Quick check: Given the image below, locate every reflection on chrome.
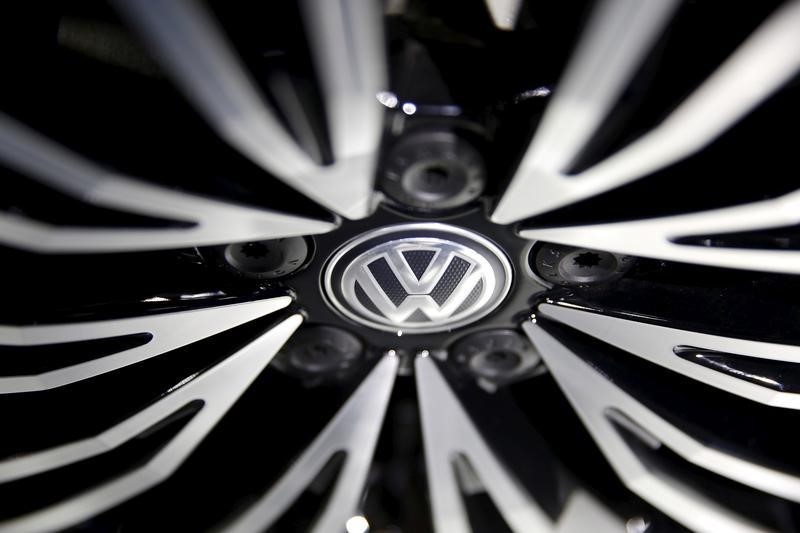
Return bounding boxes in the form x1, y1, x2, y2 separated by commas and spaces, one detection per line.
401, 102, 417, 115
376, 91, 399, 108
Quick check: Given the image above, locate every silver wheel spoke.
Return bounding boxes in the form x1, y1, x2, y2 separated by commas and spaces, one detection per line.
526, 320, 798, 532
300, 0, 387, 218
0, 314, 302, 533
520, 189, 800, 273
0, 297, 290, 393
553, 492, 624, 533
114, 0, 385, 219
2, 0, 795, 528
493, 0, 800, 224
416, 355, 620, 533
0, 115, 335, 253
227, 354, 397, 533
540, 303, 800, 408
483, 0, 523, 30
492, 0, 679, 224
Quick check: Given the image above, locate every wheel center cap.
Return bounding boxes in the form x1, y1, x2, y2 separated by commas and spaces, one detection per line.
323, 223, 512, 334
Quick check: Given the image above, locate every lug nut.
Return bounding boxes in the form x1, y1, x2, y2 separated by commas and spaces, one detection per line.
529, 242, 635, 286
222, 237, 309, 280
451, 329, 541, 385
472, 349, 522, 379
273, 325, 364, 380
380, 130, 486, 211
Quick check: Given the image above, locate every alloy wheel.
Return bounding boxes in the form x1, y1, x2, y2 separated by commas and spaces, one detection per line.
2, 1, 800, 532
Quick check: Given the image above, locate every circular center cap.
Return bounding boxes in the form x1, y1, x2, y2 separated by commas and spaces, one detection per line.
323, 223, 512, 334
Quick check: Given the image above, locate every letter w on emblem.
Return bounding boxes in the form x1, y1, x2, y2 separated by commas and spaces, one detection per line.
354, 244, 485, 323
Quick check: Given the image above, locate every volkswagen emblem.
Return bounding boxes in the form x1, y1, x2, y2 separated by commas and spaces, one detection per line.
323, 224, 512, 334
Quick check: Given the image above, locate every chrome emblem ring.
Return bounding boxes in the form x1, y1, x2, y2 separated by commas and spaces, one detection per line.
323, 223, 512, 334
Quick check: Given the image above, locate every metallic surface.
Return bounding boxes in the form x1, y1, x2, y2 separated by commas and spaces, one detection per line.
492, 0, 680, 224
530, 243, 634, 286
115, 0, 386, 219
0, 297, 291, 393
521, 189, 800, 274
1, 1, 798, 531
525, 317, 800, 532
228, 355, 397, 533
416, 355, 623, 533
539, 303, 800, 409
482, 0, 523, 30
223, 238, 309, 279
450, 329, 542, 386
274, 325, 364, 378
0, 314, 302, 533
494, 0, 800, 225
0, 115, 335, 253
323, 223, 512, 334
380, 131, 486, 211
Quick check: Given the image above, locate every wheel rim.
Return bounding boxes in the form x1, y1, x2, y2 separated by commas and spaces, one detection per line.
2, 1, 800, 531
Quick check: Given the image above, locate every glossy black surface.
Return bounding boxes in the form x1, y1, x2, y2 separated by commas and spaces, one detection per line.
286, 203, 543, 353
0, 333, 152, 374
675, 346, 800, 393
2, 0, 799, 531
539, 317, 800, 481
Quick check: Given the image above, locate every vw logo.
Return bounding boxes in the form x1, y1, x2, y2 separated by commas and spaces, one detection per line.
323, 224, 512, 334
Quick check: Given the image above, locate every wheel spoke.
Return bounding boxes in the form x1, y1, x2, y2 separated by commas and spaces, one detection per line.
519, 189, 800, 273
539, 302, 800, 408
415, 356, 621, 532
483, 0, 523, 30
0, 314, 302, 533
492, 0, 679, 223
2, 0, 795, 529
299, 0, 387, 216
0, 115, 336, 253
227, 355, 397, 533
526, 319, 800, 532
493, 0, 800, 224
114, 0, 385, 219
0, 297, 290, 393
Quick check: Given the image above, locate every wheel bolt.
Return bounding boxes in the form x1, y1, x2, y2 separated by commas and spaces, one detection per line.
529, 242, 635, 286
451, 329, 541, 385
379, 130, 486, 211
273, 325, 364, 380
222, 237, 309, 280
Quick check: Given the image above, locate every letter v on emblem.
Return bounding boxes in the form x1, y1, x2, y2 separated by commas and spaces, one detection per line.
324, 224, 512, 334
